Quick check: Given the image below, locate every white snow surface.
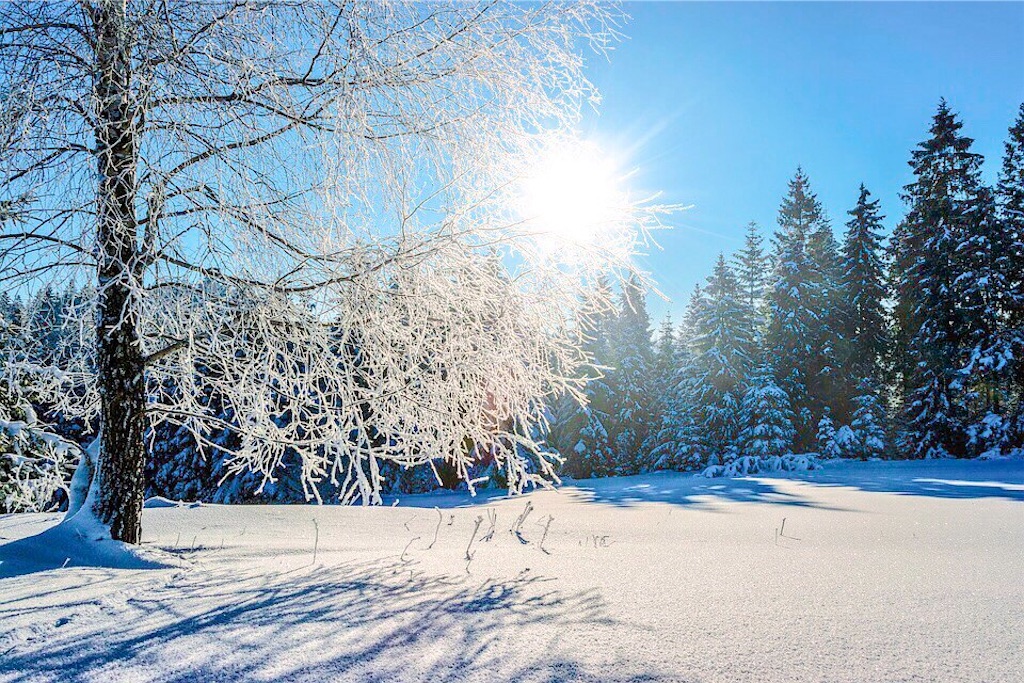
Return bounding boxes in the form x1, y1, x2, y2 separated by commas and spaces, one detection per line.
2, 459, 1023, 682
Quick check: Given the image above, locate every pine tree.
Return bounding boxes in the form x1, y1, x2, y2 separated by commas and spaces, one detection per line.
734, 221, 769, 334
890, 100, 985, 458
738, 363, 796, 458
849, 378, 888, 460
643, 315, 677, 458
766, 168, 825, 448
561, 276, 618, 478
608, 273, 654, 473
647, 313, 699, 470
652, 314, 678, 399
841, 185, 889, 387
815, 407, 842, 459
958, 185, 1016, 454
994, 104, 1024, 448
807, 214, 849, 422
690, 255, 754, 458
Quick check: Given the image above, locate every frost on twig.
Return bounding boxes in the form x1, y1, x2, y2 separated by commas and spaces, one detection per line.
465, 515, 484, 574
0, 382, 81, 513
510, 501, 534, 545
480, 508, 498, 543
538, 515, 554, 554
426, 507, 443, 550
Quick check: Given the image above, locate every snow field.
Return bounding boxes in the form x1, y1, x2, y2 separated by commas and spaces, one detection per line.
1, 459, 1022, 682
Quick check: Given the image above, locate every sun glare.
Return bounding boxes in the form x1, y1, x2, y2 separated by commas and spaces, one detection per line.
520, 144, 623, 245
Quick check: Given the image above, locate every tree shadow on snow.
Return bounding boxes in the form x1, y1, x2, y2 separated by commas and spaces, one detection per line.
394, 460, 1024, 511
0, 557, 685, 683
389, 474, 839, 511
792, 459, 1024, 503
558, 473, 846, 511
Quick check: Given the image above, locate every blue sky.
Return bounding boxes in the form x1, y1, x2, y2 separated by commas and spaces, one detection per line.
578, 2, 1024, 320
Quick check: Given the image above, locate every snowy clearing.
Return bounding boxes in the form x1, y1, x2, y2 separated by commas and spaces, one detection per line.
2, 459, 1023, 683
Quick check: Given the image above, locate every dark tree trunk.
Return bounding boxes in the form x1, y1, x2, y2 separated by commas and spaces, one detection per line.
92, 0, 146, 544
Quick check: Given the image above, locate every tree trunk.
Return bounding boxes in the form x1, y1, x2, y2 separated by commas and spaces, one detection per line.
92, 0, 146, 544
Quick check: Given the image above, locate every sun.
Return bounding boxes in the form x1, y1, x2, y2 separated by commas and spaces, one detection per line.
519, 143, 624, 245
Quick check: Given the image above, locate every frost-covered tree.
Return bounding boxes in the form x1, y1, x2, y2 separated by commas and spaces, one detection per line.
848, 379, 888, 460
559, 276, 619, 479
1, 296, 81, 511
807, 215, 848, 422
958, 185, 1016, 454
608, 273, 654, 473
651, 315, 678, 400
815, 408, 842, 459
734, 221, 769, 335
644, 315, 676, 455
646, 313, 697, 470
766, 168, 824, 448
0, 2, 658, 543
690, 255, 754, 456
841, 185, 889, 388
738, 363, 795, 458
890, 101, 985, 458
995, 104, 1024, 444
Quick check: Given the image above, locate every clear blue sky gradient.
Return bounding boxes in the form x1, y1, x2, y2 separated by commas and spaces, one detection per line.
578, 2, 1024, 321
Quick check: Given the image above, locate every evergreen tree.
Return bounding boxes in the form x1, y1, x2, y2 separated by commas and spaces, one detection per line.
815, 407, 842, 459
561, 276, 618, 478
848, 378, 888, 460
643, 315, 677, 458
738, 363, 796, 458
690, 255, 754, 457
958, 185, 1016, 453
841, 185, 889, 387
766, 168, 824, 448
890, 100, 985, 458
994, 104, 1024, 447
652, 314, 678, 399
608, 273, 654, 473
807, 215, 849, 421
734, 221, 769, 334
647, 313, 700, 470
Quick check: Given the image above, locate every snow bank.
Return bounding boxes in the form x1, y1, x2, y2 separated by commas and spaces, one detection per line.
701, 453, 821, 478
0, 507, 181, 577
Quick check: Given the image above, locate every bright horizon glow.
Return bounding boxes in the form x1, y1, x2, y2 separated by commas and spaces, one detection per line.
519, 143, 624, 246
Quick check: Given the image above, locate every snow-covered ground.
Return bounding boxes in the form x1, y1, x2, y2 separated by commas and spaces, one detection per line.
2, 459, 1023, 682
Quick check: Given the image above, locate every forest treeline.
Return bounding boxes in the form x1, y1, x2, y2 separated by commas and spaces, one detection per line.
3, 100, 1023, 509
549, 101, 1024, 476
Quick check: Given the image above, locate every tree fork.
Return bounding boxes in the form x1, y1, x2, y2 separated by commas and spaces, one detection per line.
92, 0, 146, 544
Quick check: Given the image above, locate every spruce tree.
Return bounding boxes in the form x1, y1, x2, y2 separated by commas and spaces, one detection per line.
739, 363, 796, 458
994, 104, 1024, 447
841, 185, 889, 386
644, 315, 678, 462
608, 273, 654, 473
849, 378, 888, 460
734, 221, 769, 334
561, 276, 618, 478
958, 185, 1016, 453
690, 255, 754, 458
766, 168, 824, 448
648, 311, 701, 470
815, 407, 842, 459
807, 215, 849, 422
890, 100, 984, 458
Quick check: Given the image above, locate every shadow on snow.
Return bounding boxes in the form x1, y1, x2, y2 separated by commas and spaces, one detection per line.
0, 557, 679, 683
391, 459, 1024, 509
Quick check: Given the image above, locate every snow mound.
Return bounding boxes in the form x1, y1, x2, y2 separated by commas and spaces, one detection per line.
976, 447, 1024, 461
0, 509, 181, 578
143, 496, 203, 509
701, 453, 821, 478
